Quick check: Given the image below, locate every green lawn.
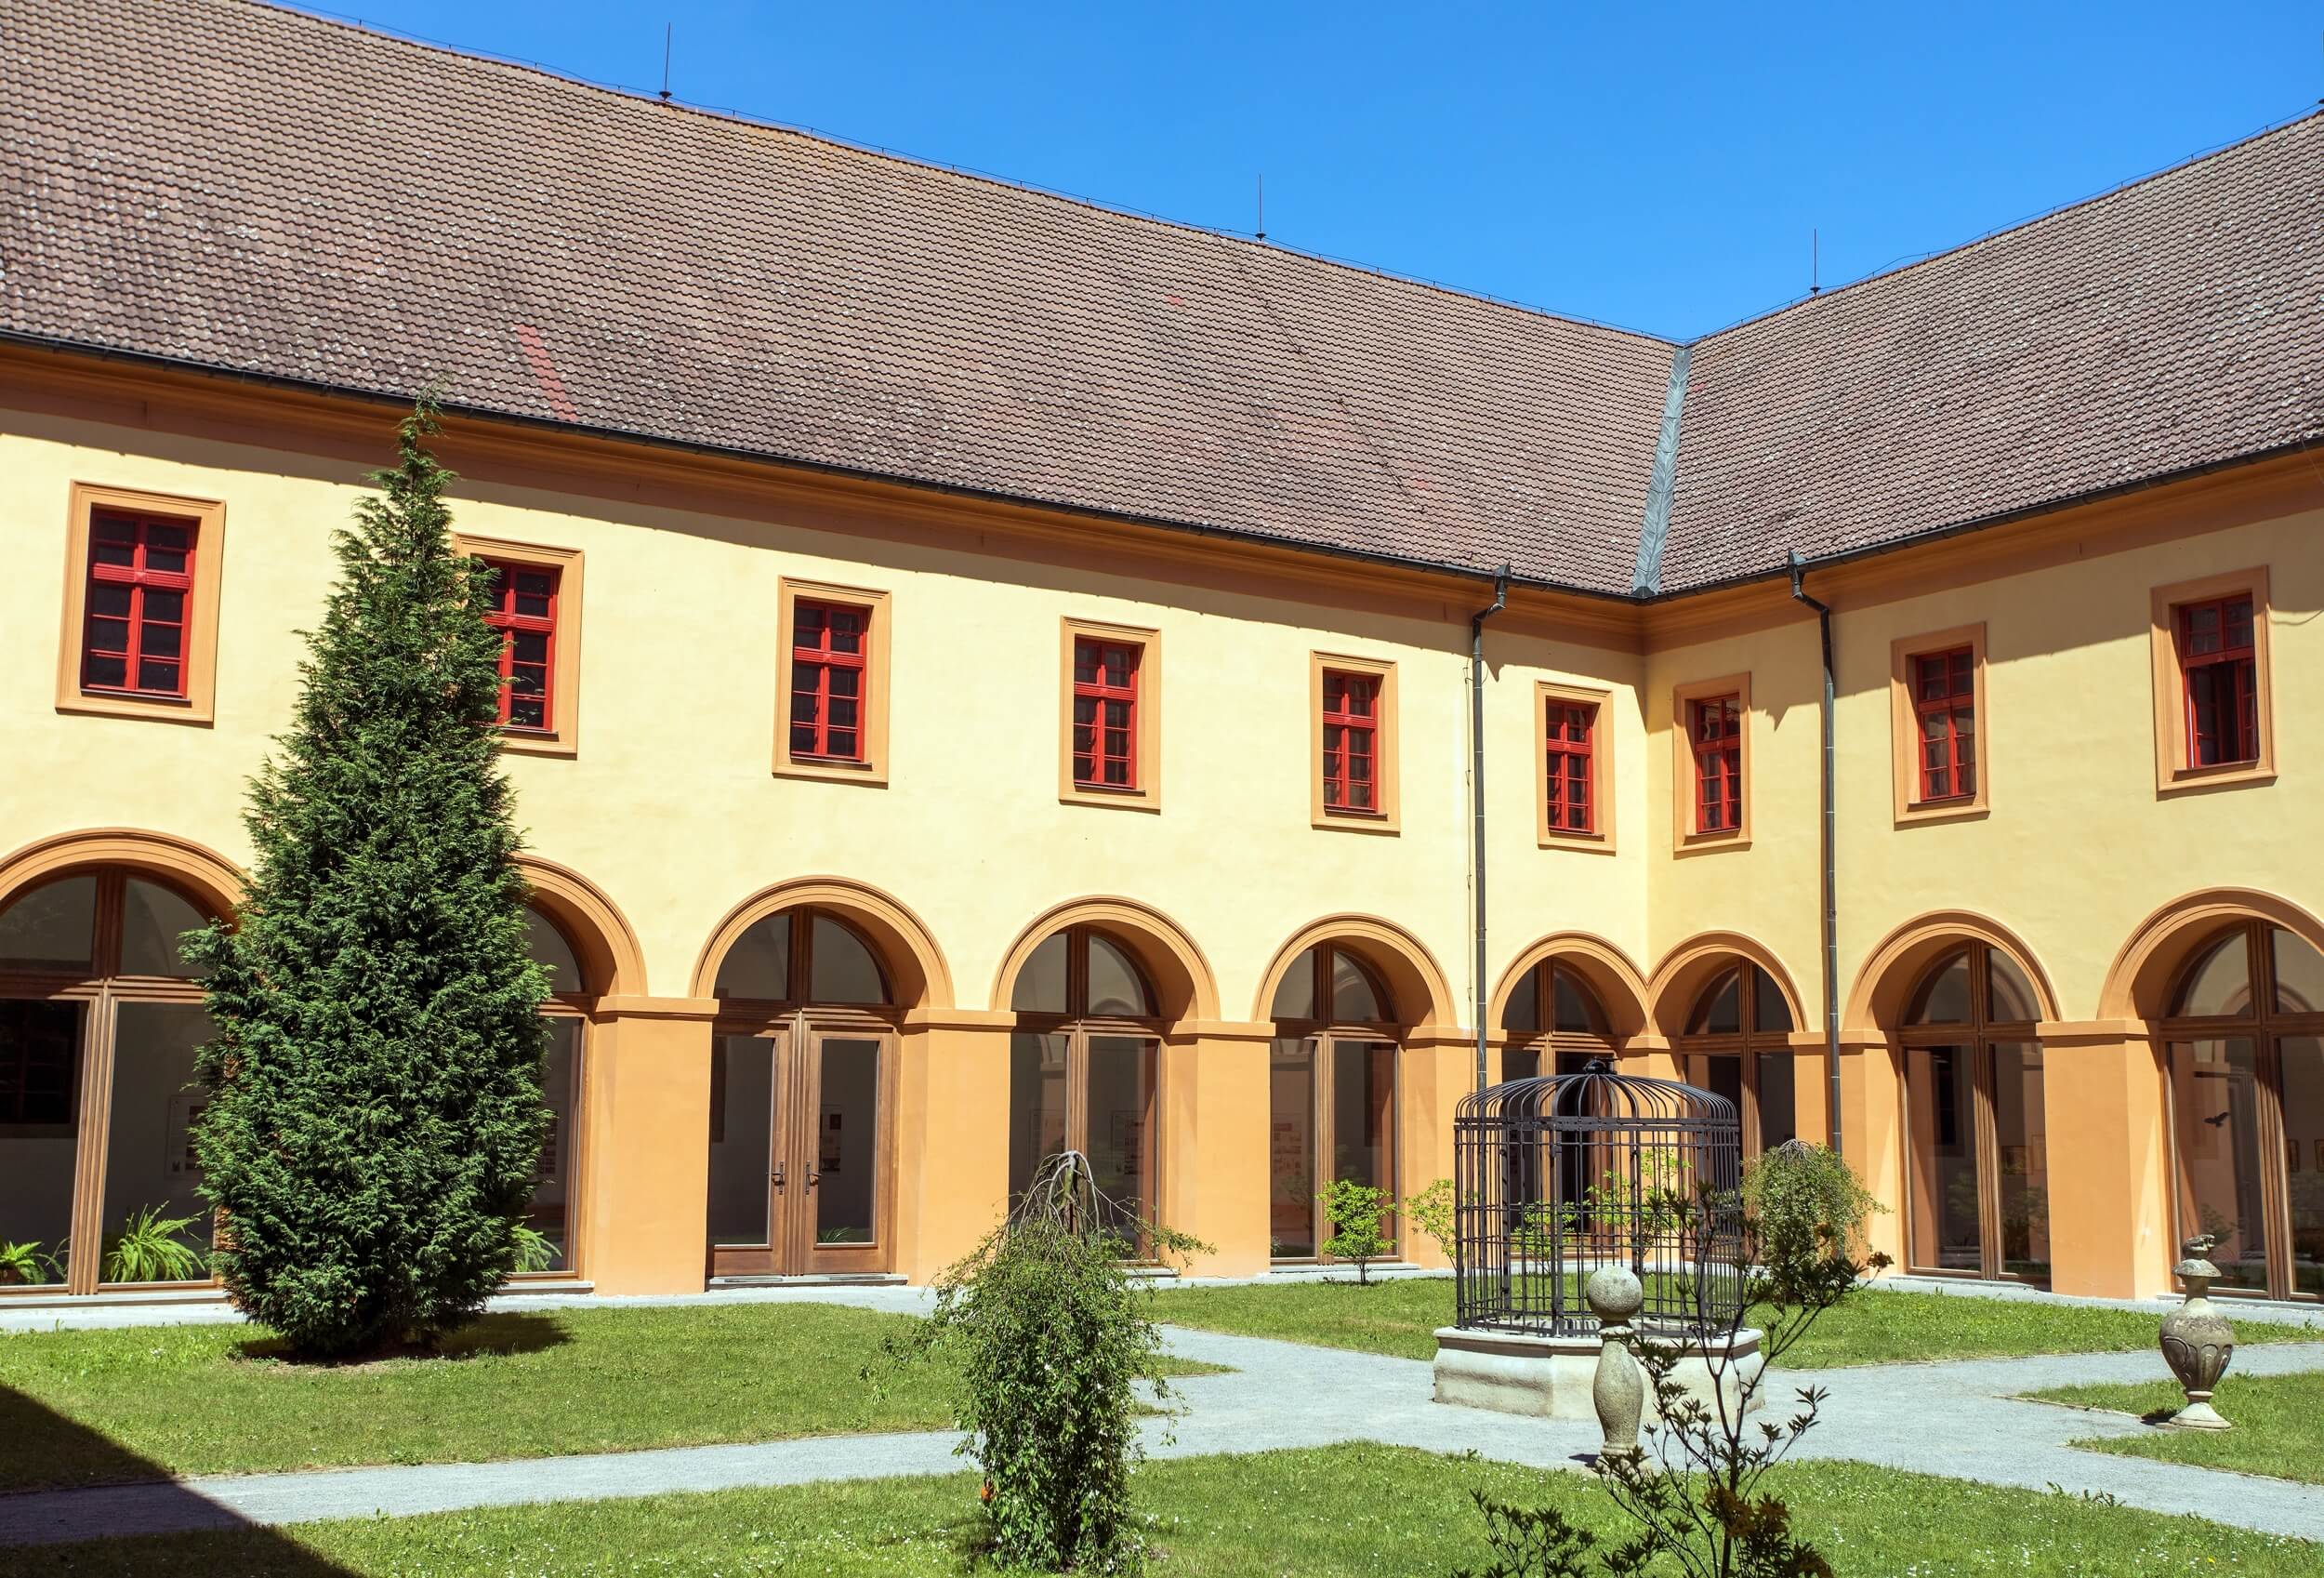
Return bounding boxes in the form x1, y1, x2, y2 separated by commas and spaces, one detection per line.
2027, 1371, 2324, 1485
1153, 1276, 2324, 1368
15, 1442, 2319, 1576
0, 1302, 1221, 1493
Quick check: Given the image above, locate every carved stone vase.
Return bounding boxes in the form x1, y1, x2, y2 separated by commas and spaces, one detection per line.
1585, 1265, 1646, 1459
2159, 1234, 2235, 1431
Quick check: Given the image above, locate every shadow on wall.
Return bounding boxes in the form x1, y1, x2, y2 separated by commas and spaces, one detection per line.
0, 1384, 360, 1573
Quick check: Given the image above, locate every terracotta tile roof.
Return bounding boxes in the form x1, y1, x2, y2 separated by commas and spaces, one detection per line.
1664, 113, 2324, 592
4, 0, 2319, 600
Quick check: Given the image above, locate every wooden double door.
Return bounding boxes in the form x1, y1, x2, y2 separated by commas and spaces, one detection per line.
706, 1020, 891, 1278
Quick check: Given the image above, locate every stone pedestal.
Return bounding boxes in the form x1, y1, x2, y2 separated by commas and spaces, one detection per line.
1433, 1325, 1764, 1422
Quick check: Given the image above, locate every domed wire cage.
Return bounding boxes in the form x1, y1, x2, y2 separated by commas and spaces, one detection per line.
1453, 1058, 1745, 1337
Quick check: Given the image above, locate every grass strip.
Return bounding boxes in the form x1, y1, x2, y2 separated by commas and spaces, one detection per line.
0, 1301, 1222, 1492
13, 1441, 2317, 1576
1151, 1276, 2322, 1368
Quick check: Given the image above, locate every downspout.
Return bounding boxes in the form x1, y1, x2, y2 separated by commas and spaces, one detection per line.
1787, 551, 1842, 1156
1471, 566, 1509, 1094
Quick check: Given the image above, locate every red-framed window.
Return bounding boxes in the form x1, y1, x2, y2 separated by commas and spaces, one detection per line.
1544, 700, 1596, 832
81, 509, 195, 697
1911, 647, 1976, 802
789, 599, 869, 762
1691, 696, 1742, 833
2178, 594, 2258, 767
1320, 670, 1380, 812
1072, 636, 1140, 789
481, 561, 558, 731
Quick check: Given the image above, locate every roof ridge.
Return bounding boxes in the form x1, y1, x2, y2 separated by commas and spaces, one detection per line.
1686, 103, 2324, 346
244, 0, 1678, 350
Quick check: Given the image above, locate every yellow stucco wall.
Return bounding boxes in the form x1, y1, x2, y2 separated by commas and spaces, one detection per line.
5, 382, 2317, 1299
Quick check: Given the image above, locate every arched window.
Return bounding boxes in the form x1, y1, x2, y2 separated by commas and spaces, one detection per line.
523, 906, 588, 1276
1010, 926, 1164, 1246
1499, 955, 1618, 1079
1499, 957, 1621, 1235
2161, 922, 2324, 1301
0, 870, 218, 1294
1674, 962, 1797, 1157
706, 908, 896, 1278
1897, 942, 2048, 1284
1268, 943, 1397, 1261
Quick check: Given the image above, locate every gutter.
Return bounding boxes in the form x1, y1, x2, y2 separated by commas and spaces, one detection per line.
1469, 567, 1509, 1094
1788, 551, 1843, 1156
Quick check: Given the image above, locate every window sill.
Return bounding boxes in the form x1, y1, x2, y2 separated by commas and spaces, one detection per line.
1895, 797, 1989, 828
1062, 783, 1160, 813
2157, 760, 2275, 797
1674, 828, 1750, 855
497, 728, 578, 760
773, 754, 888, 788
1539, 829, 1616, 855
57, 691, 213, 727
1314, 808, 1400, 835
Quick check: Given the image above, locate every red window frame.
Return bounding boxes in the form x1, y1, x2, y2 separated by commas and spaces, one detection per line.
1910, 647, 1976, 802
1691, 696, 1742, 833
81, 508, 195, 698
1072, 637, 1140, 790
2178, 594, 2258, 767
788, 599, 870, 762
1544, 700, 1596, 833
481, 560, 559, 732
1321, 670, 1380, 813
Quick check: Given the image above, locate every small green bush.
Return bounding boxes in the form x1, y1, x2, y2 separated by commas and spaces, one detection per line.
886, 1152, 1207, 1572
1318, 1177, 1393, 1283
1744, 1140, 1883, 1282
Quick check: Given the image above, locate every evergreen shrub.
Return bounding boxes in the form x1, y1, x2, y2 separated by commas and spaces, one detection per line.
190, 405, 549, 1359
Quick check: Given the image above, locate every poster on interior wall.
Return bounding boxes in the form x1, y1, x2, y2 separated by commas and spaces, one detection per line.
166, 1094, 205, 1178
821, 1109, 843, 1173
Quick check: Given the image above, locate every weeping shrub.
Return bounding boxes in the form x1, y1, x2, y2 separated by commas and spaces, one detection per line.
883, 1152, 1207, 1572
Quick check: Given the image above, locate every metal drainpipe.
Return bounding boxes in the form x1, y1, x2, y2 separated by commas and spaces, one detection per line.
1470, 567, 1509, 1094
1788, 551, 1843, 1156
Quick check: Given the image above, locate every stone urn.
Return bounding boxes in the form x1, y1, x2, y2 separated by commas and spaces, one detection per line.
2159, 1234, 2234, 1431
1585, 1265, 1646, 1458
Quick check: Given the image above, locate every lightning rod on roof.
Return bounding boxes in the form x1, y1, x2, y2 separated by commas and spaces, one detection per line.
1256, 174, 1266, 243
659, 22, 673, 102
1810, 228, 1820, 296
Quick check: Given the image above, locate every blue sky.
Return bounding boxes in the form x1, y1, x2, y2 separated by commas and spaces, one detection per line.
311, 1, 2317, 340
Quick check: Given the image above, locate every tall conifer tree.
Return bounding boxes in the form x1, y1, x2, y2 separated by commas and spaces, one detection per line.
191, 405, 549, 1357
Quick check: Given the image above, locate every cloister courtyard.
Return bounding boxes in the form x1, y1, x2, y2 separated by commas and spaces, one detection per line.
3, 1273, 2320, 1574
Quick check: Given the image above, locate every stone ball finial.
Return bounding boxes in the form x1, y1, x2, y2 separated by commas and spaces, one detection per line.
1585, 1265, 1644, 1330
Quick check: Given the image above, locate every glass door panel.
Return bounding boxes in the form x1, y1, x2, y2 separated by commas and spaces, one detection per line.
808, 1037, 880, 1252
0, 1000, 85, 1288
707, 1036, 777, 1252
526, 1017, 582, 1272
1085, 1035, 1157, 1247
1007, 1031, 1069, 1205
1907, 1045, 1982, 1272
2168, 1040, 2268, 1292
1991, 1041, 2050, 1280
1268, 1038, 1315, 1258
1758, 1054, 1798, 1151
2277, 1036, 2321, 1295
1330, 1040, 1395, 1245
99, 1003, 214, 1285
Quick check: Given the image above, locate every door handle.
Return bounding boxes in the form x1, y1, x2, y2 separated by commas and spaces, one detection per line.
806, 1169, 822, 1190
772, 1161, 786, 1193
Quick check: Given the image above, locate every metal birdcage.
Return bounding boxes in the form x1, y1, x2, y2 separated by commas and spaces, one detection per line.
1453, 1057, 1744, 1337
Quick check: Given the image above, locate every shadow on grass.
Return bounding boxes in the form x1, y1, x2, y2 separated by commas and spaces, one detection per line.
0, 1384, 355, 1571
232, 1310, 572, 1365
